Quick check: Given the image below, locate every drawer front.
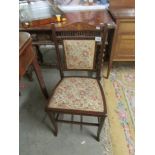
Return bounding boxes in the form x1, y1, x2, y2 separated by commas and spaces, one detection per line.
113, 34, 135, 60
118, 20, 135, 34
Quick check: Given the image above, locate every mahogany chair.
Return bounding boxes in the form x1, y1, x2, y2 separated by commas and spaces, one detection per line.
45, 22, 108, 141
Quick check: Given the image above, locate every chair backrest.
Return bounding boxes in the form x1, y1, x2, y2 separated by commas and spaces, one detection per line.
51, 22, 108, 80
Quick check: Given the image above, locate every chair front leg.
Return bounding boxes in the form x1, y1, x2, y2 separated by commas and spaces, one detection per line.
97, 116, 106, 141
47, 112, 58, 136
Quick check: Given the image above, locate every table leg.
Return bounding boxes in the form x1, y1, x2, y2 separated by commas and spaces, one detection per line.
32, 56, 49, 99
107, 60, 112, 79
104, 29, 115, 79
35, 45, 43, 64
26, 65, 33, 81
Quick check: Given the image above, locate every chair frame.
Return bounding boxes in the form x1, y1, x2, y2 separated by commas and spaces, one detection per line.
45, 22, 108, 141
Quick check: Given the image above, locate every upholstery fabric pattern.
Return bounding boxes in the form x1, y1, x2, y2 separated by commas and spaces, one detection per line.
63, 40, 95, 69
48, 77, 104, 112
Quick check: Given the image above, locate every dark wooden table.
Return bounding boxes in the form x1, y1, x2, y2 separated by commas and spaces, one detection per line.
19, 32, 48, 98
19, 0, 115, 74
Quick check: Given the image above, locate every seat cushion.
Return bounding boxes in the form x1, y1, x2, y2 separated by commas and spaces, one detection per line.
48, 77, 104, 112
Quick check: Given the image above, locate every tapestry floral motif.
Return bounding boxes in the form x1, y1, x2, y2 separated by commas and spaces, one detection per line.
48, 77, 104, 112
63, 40, 95, 69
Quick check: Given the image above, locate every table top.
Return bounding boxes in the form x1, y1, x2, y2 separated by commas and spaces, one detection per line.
19, 0, 115, 30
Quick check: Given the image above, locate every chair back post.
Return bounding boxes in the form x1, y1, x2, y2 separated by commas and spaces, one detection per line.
96, 24, 108, 80
51, 24, 64, 78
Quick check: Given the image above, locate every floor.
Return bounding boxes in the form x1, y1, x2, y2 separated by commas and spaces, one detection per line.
19, 46, 112, 155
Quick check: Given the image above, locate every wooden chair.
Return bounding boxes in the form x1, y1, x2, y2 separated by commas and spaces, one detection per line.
45, 22, 108, 141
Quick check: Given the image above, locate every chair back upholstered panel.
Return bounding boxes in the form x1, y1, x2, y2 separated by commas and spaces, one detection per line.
51, 22, 108, 79
63, 40, 96, 69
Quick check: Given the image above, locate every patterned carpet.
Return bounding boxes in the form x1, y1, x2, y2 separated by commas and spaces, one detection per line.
101, 62, 135, 155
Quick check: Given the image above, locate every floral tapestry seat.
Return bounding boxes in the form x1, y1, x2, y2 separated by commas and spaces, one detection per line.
48, 77, 104, 113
